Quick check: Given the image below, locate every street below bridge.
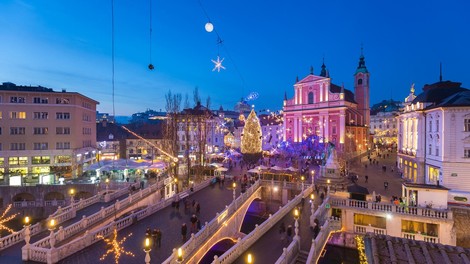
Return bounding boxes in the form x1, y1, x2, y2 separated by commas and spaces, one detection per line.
0, 190, 132, 263
58, 182, 235, 264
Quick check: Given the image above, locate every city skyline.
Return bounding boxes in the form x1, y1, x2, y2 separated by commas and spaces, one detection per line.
0, 0, 469, 115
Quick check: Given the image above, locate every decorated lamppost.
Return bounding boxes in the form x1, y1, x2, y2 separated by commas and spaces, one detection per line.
22, 216, 32, 261
143, 237, 151, 264
232, 182, 237, 200
176, 247, 183, 263
246, 253, 253, 264
293, 208, 300, 239
327, 179, 331, 194
301, 176, 305, 191
48, 218, 56, 249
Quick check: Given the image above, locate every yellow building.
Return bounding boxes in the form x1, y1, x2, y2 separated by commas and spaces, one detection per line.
0, 82, 98, 185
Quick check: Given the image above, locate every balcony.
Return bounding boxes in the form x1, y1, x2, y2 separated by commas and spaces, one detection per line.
330, 198, 452, 220
398, 148, 416, 157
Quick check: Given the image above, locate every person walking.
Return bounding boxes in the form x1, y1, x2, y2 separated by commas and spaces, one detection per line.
279, 222, 286, 243
156, 229, 162, 248
365, 175, 368, 183
181, 223, 188, 242
152, 228, 158, 248
190, 214, 198, 233
145, 227, 151, 238
286, 225, 293, 243
196, 202, 201, 214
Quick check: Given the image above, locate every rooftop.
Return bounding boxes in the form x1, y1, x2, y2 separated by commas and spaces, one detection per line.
364, 233, 470, 264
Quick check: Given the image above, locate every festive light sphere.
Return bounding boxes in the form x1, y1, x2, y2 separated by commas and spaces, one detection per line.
205, 22, 214, 32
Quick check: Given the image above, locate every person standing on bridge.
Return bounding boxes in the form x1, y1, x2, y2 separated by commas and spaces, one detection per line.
190, 214, 198, 233
181, 223, 188, 242
156, 229, 162, 248
152, 228, 158, 248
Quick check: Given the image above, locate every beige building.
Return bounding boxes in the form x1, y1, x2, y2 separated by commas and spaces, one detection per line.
0, 82, 99, 185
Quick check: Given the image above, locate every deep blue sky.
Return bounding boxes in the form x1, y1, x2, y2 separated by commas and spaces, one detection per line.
1, 0, 469, 115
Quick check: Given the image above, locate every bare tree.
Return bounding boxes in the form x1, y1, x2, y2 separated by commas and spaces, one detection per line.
193, 86, 201, 106
206, 96, 211, 109
164, 90, 181, 177
184, 93, 190, 109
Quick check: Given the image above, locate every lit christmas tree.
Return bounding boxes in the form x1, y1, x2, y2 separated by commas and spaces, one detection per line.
241, 109, 262, 164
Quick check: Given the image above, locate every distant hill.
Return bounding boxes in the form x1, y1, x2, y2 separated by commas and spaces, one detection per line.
114, 116, 130, 124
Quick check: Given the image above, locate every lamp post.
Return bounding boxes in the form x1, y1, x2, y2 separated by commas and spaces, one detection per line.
293, 208, 300, 239
105, 178, 110, 192
22, 216, 31, 261
143, 237, 151, 264
310, 170, 315, 186
176, 247, 183, 263
310, 193, 315, 215
69, 188, 75, 206
232, 182, 237, 200
301, 176, 305, 191
48, 219, 56, 249
327, 179, 331, 194
247, 253, 253, 264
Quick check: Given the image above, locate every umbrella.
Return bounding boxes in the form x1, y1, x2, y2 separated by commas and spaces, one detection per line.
286, 166, 298, 172
247, 169, 261, 174
257, 165, 269, 170
216, 167, 228, 172
271, 166, 286, 171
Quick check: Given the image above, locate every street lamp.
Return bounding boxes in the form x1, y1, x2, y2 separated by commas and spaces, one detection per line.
48, 218, 56, 249
310, 170, 315, 186
24, 216, 31, 245
301, 176, 305, 191
176, 247, 183, 263
232, 182, 237, 200
247, 253, 253, 264
293, 208, 300, 239
327, 179, 331, 194
69, 188, 75, 206
105, 178, 110, 192
143, 237, 151, 264
310, 193, 315, 215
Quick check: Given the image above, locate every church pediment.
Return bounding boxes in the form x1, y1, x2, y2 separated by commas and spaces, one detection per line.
296, 74, 327, 85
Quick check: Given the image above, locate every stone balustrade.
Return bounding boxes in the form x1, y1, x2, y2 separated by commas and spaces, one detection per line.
162, 180, 262, 264
25, 180, 164, 256
401, 231, 439, 243
25, 178, 211, 263
214, 187, 313, 264
354, 224, 387, 235
305, 216, 342, 264
329, 197, 452, 220
274, 238, 300, 264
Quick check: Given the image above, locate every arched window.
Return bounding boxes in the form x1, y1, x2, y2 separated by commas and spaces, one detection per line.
357, 79, 363, 85
308, 92, 314, 104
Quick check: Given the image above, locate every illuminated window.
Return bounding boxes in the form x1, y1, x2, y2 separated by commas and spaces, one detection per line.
32, 156, 50, 164
10, 111, 26, 119
428, 166, 439, 183
354, 213, 386, 229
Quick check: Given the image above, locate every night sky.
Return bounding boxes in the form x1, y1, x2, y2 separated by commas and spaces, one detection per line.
0, 0, 469, 115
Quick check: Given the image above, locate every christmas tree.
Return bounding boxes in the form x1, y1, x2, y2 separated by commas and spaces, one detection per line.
241, 109, 262, 164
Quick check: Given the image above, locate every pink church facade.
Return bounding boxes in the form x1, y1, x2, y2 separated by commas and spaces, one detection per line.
283, 54, 370, 154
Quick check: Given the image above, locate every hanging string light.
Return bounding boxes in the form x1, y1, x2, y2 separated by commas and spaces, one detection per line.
148, 0, 154, 70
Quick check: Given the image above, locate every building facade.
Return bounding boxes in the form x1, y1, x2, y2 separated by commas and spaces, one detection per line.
370, 99, 401, 148
397, 80, 470, 191
0, 82, 98, 185
283, 54, 370, 156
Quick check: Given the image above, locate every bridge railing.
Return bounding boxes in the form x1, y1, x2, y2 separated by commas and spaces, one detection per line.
274, 237, 300, 264
329, 197, 452, 220
0, 184, 117, 252
162, 180, 262, 264
25, 178, 211, 264
305, 216, 342, 264
214, 186, 313, 264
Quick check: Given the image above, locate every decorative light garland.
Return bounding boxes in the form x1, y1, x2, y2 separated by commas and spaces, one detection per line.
355, 235, 368, 264
0, 204, 19, 234
98, 228, 134, 264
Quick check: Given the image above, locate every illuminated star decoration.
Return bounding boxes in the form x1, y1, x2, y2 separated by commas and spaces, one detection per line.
0, 204, 19, 234
211, 56, 226, 72
97, 228, 134, 264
